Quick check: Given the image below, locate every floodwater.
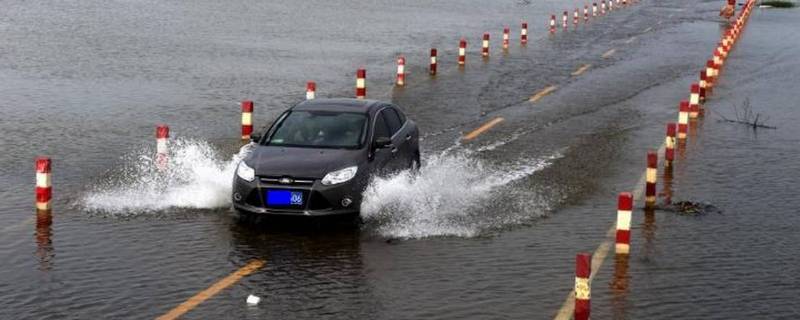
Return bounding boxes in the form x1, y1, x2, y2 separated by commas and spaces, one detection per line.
1, 0, 798, 318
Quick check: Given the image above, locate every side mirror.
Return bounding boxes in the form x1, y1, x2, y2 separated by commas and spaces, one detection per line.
250, 134, 261, 143
373, 137, 392, 149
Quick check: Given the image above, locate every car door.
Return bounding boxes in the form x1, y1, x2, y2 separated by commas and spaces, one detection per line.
369, 110, 395, 175
380, 107, 410, 171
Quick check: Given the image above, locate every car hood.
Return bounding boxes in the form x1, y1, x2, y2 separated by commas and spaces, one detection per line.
246, 145, 361, 179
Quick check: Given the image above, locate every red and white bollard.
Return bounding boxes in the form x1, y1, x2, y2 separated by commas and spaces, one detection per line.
584, 6, 590, 21
665, 123, 676, 164
699, 70, 708, 102
689, 83, 701, 118
503, 27, 510, 50
593, 3, 598, 17
156, 124, 169, 170
458, 38, 467, 66
356, 68, 366, 99
678, 101, 690, 140
574, 9, 580, 26
615, 192, 633, 254
35, 157, 52, 210
608, 0, 614, 11
706, 60, 716, 88
396, 56, 406, 86
550, 15, 557, 33
646, 151, 657, 208
722, 38, 731, 56
430, 48, 438, 75
482, 33, 490, 57
521, 22, 528, 44
601, 1, 606, 14
563, 11, 568, 29
306, 81, 316, 100
241, 101, 253, 140
575, 253, 592, 320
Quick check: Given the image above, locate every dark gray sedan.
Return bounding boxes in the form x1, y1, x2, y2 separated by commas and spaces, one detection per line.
232, 98, 420, 217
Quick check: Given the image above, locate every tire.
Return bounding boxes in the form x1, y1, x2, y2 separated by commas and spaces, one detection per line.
410, 151, 421, 172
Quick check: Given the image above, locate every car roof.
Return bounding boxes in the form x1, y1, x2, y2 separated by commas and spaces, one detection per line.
291, 98, 384, 114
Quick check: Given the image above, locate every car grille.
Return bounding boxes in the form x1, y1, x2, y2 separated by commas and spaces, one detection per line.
258, 175, 316, 186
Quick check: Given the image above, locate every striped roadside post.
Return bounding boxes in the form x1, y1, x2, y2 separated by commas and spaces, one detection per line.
689, 83, 701, 118
706, 60, 716, 88
584, 6, 590, 22
550, 15, 556, 33
677, 101, 690, 140
574, 9, 579, 26
35, 157, 52, 210
593, 3, 598, 17
521, 22, 528, 44
156, 124, 169, 170
615, 192, 633, 254
356, 68, 366, 99
429, 48, 437, 75
665, 123, 676, 164
458, 38, 467, 66
482, 33, 490, 57
306, 81, 316, 100
575, 253, 592, 320
699, 71, 708, 102
562, 11, 568, 29
646, 151, 657, 208
503, 27, 510, 50
241, 101, 253, 140
396, 56, 406, 86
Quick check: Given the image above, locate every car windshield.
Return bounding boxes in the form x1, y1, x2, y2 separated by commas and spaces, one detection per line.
266, 110, 368, 149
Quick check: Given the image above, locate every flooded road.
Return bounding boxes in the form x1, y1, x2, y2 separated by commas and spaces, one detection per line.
2, 0, 798, 318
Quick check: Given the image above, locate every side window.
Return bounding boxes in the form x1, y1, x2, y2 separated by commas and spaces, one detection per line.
392, 106, 406, 124
382, 108, 403, 136
373, 113, 391, 140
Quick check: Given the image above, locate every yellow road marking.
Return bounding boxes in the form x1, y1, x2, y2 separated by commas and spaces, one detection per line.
529, 85, 558, 103
571, 64, 592, 76
157, 260, 266, 320
552, 144, 666, 320
462, 117, 505, 140
602, 48, 616, 58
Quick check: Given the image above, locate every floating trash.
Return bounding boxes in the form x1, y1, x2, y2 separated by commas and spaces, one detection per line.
246, 294, 261, 306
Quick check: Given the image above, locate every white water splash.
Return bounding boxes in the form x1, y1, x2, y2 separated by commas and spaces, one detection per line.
360, 151, 561, 238
82, 139, 252, 214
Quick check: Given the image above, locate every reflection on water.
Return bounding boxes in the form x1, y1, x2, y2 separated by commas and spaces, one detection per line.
641, 207, 657, 260
610, 254, 630, 319
35, 209, 54, 271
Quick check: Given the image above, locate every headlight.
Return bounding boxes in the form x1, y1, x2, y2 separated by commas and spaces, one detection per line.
321, 166, 358, 185
236, 161, 255, 182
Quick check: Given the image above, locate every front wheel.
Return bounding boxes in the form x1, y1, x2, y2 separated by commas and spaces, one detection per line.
410, 151, 421, 172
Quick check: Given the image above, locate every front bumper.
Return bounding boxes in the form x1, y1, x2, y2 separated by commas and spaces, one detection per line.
232, 175, 362, 216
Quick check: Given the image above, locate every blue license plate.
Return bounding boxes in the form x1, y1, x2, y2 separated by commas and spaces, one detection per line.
266, 190, 304, 206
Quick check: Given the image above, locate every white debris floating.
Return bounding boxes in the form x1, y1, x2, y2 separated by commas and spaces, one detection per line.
246, 294, 261, 306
